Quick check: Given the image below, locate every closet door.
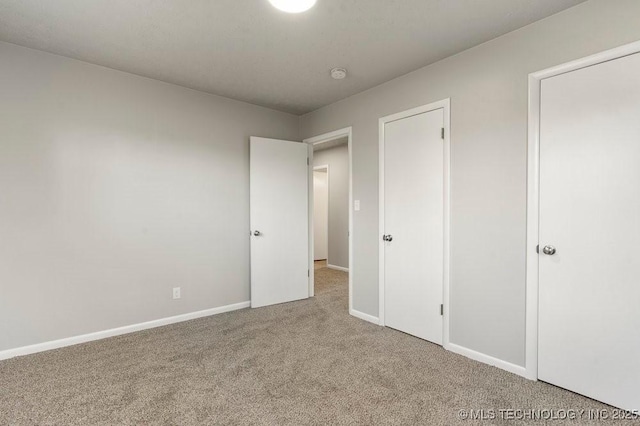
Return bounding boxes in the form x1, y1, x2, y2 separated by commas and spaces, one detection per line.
538, 52, 640, 411
383, 108, 444, 344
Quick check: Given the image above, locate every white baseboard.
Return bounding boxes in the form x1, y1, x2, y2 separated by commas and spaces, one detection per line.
444, 342, 528, 378
0, 301, 250, 361
327, 264, 349, 272
350, 309, 380, 325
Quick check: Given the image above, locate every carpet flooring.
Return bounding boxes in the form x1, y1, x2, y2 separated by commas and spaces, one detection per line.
1, 267, 635, 425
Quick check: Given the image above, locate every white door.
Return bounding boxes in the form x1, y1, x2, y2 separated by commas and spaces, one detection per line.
250, 137, 309, 308
383, 108, 444, 344
313, 169, 329, 261
538, 52, 640, 411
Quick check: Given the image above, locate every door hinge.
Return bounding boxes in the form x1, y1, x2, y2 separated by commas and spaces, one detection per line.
440, 304, 444, 316
308, 269, 310, 277
441, 128, 445, 139
536, 245, 539, 254
307, 157, 309, 165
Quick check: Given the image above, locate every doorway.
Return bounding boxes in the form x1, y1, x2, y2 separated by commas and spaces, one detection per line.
304, 127, 353, 315
249, 129, 351, 313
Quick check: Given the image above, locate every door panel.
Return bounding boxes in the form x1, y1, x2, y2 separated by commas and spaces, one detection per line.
384, 109, 444, 344
538, 52, 640, 411
250, 137, 309, 308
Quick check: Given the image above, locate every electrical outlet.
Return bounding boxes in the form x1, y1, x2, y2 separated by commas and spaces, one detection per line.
173, 287, 181, 300
354, 200, 361, 211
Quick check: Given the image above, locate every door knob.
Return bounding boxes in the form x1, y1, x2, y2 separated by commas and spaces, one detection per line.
383, 234, 393, 242
253, 230, 262, 236
542, 245, 556, 255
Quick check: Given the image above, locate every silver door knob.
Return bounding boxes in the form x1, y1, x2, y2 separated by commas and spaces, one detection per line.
542, 245, 556, 255
253, 230, 261, 236
383, 234, 393, 242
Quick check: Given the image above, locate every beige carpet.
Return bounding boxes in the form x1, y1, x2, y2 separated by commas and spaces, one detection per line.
0, 268, 634, 425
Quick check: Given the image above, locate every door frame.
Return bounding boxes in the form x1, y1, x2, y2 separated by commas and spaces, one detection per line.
312, 164, 330, 262
378, 98, 451, 344
525, 40, 640, 381
303, 127, 353, 314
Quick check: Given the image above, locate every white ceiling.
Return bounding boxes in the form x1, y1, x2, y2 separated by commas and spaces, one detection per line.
0, 0, 586, 114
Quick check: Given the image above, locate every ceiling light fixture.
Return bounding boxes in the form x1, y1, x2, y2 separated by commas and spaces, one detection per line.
330, 68, 347, 80
268, 0, 317, 13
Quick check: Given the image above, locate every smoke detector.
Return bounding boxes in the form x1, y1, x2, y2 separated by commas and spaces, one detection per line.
330, 68, 347, 80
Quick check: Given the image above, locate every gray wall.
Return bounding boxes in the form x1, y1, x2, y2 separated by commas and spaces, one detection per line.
313, 144, 349, 269
299, 0, 640, 366
0, 42, 299, 352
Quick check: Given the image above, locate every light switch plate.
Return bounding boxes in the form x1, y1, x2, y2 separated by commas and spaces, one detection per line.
354, 200, 361, 211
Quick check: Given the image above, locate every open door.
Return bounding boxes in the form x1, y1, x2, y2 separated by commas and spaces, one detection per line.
250, 137, 309, 308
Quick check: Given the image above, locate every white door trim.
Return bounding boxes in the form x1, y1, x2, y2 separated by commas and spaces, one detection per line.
313, 164, 330, 262
525, 40, 640, 381
303, 127, 353, 314
378, 99, 451, 341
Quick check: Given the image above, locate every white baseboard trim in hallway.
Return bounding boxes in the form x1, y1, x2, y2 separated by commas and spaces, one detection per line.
445, 342, 529, 378
327, 264, 349, 272
0, 301, 251, 361
350, 309, 380, 325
